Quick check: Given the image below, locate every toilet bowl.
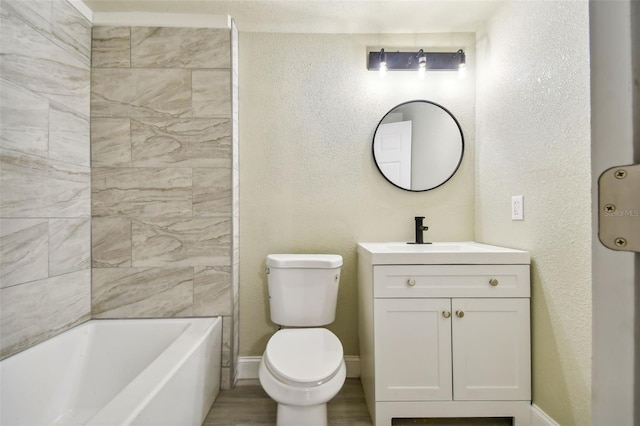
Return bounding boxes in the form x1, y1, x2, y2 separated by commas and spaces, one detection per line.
259, 254, 346, 426
259, 328, 346, 426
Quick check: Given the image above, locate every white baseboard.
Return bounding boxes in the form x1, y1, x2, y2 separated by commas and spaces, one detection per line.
237, 355, 361, 380
237, 356, 262, 380
344, 355, 360, 378
530, 404, 559, 426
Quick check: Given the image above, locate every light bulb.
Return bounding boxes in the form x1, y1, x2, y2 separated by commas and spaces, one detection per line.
418, 55, 426, 80
457, 49, 466, 80
379, 61, 387, 78
378, 49, 387, 78
458, 63, 467, 79
418, 64, 426, 80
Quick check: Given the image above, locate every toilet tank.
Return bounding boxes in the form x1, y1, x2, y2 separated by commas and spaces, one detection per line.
266, 254, 343, 327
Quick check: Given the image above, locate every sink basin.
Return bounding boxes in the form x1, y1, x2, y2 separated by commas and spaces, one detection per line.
357, 241, 530, 264
379, 242, 491, 252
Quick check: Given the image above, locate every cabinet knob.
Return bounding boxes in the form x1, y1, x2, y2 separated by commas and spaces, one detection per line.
489, 278, 499, 287
456, 310, 465, 318
407, 278, 416, 287
442, 311, 451, 319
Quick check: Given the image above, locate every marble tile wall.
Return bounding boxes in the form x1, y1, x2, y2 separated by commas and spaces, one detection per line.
91, 24, 239, 388
0, 0, 92, 360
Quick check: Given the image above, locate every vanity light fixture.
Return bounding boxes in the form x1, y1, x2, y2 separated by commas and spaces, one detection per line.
368, 48, 466, 80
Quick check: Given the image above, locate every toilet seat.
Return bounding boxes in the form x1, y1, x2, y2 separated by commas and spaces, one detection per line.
263, 328, 343, 387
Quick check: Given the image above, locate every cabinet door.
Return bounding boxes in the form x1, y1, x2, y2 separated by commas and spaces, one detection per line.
451, 298, 531, 401
374, 298, 452, 401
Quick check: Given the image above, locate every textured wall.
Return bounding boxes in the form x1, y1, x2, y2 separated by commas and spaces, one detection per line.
239, 32, 476, 357
475, 2, 591, 424
0, 0, 92, 360
90, 24, 240, 388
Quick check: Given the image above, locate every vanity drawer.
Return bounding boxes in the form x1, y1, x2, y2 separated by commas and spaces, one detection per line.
373, 265, 530, 298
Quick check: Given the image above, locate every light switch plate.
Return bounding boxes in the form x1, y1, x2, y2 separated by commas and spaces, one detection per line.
512, 195, 524, 220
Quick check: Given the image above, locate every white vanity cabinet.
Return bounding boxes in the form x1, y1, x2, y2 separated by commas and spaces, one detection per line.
357, 243, 532, 426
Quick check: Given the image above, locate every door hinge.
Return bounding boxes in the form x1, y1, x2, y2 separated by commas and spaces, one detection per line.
598, 164, 640, 252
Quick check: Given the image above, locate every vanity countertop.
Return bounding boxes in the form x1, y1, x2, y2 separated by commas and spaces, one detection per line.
357, 241, 530, 265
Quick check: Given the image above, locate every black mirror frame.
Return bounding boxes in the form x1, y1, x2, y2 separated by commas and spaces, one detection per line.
372, 99, 465, 192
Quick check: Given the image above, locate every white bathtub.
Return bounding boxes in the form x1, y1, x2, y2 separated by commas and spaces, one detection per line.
0, 317, 222, 426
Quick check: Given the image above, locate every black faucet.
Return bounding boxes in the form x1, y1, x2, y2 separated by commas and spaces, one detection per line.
412, 216, 431, 244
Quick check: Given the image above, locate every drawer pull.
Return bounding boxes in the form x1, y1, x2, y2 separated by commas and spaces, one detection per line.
489, 278, 499, 287
407, 278, 416, 287
442, 311, 451, 319
456, 310, 465, 318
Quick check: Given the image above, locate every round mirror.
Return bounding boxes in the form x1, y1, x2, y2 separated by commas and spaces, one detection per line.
372, 100, 464, 191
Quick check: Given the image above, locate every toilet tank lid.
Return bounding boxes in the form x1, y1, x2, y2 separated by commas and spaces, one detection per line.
266, 254, 343, 268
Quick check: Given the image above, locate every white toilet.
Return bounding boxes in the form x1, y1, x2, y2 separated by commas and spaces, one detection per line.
259, 254, 346, 426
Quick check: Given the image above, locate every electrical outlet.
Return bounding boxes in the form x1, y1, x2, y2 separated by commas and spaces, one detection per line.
512, 195, 524, 220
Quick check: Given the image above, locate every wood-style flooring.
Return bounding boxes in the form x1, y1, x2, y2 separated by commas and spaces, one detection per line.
204, 379, 372, 425
203, 379, 512, 426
